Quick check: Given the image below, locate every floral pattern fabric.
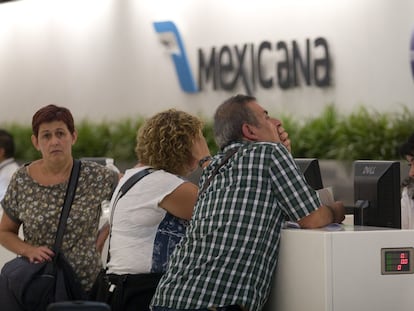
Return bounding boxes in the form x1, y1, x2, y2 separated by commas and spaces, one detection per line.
1, 160, 117, 291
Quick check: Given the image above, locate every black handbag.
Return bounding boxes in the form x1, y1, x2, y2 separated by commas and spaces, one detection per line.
91, 271, 162, 311
1, 159, 87, 311
47, 300, 110, 311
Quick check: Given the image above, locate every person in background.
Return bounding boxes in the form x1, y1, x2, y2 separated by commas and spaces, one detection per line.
0, 104, 118, 310
399, 132, 414, 229
91, 109, 210, 311
0, 129, 19, 203
151, 94, 345, 311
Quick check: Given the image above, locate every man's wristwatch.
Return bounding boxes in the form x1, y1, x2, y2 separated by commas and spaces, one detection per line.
198, 155, 212, 168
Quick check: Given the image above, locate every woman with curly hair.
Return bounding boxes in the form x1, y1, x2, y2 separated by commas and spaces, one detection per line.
93, 109, 210, 311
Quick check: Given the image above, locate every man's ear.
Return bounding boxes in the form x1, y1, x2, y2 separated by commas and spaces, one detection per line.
242, 123, 258, 141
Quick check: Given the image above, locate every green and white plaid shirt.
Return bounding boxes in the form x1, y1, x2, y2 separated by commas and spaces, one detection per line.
151, 141, 321, 311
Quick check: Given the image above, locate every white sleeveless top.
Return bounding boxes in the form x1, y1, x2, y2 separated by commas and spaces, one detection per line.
106, 167, 187, 274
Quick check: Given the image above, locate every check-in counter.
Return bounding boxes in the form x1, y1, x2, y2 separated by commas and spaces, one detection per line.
265, 224, 414, 311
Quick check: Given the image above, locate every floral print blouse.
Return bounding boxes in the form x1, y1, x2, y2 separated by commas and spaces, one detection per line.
1, 160, 118, 291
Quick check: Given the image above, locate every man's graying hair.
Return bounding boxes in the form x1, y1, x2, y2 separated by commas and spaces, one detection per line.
214, 94, 259, 150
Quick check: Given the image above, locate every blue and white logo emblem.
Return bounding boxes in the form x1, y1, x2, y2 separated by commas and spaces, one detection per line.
153, 21, 198, 93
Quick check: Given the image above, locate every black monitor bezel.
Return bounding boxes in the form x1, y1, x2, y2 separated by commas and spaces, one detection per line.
294, 158, 324, 191
353, 160, 401, 229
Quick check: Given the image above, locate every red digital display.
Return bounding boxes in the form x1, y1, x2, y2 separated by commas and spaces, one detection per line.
381, 248, 414, 274
385, 250, 410, 272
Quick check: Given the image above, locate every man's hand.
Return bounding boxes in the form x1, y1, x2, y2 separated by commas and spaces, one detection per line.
278, 126, 291, 152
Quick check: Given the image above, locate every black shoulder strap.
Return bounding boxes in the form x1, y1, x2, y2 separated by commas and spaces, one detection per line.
112, 168, 153, 208
104, 168, 153, 265
199, 148, 238, 195
53, 159, 81, 253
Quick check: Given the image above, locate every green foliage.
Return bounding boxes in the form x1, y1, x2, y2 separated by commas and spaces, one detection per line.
283, 105, 414, 160
334, 107, 392, 160
201, 119, 219, 155
72, 121, 112, 158
72, 118, 144, 161
4, 125, 38, 162
3, 105, 414, 163
287, 105, 340, 159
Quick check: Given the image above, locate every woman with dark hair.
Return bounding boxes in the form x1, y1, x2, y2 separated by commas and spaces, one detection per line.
0, 104, 118, 310
399, 133, 414, 229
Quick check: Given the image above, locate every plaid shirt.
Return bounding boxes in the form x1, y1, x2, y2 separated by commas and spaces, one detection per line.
151, 141, 321, 311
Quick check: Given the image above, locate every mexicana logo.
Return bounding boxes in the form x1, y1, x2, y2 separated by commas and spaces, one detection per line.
153, 21, 198, 93
154, 21, 331, 94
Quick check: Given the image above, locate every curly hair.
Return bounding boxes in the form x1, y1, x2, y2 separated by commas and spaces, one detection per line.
135, 109, 203, 175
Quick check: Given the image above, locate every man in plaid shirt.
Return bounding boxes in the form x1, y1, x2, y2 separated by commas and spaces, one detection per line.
151, 95, 345, 311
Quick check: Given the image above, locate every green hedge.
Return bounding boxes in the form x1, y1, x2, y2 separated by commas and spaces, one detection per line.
3, 105, 414, 163
284, 105, 414, 160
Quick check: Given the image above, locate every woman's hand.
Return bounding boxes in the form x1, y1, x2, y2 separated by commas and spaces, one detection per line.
0, 213, 54, 263
23, 245, 55, 263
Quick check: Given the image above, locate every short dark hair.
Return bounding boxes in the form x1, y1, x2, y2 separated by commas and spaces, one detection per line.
32, 105, 75, 137
213, 94, 258, 149
399, 133, 414, 157
0, 129, 15, 158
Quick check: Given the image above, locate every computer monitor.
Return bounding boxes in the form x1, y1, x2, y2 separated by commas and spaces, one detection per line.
294, 158, 324, 190
353, 160, 401, 229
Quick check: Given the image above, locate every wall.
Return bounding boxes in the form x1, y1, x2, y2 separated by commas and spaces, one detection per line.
0, 0, 413, 125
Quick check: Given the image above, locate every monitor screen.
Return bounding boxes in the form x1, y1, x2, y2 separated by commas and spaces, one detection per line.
294, 158, 324, 190
353, 160, 401, 229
